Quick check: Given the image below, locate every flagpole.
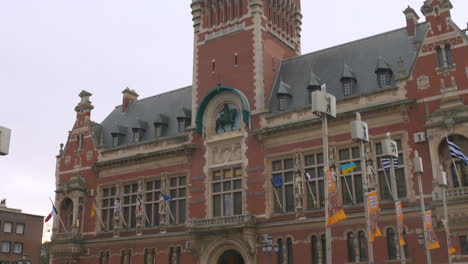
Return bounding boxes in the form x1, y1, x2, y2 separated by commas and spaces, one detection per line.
444, 132, 463, 188
352, 112, 374, 263
439, 166, 453, 264
389, 156, 406, 263
342, 174, 354, 204
272, 188, 284, 212
305, 180, 317, 206
380, 159, 393, 196
323, 110, 332, 264
414, 151, 432, 264
93, 201, 106, 229
49, 197, 68, 233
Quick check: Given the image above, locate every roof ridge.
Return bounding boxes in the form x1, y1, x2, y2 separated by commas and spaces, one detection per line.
114, 85, 192, 109
283, 22, 426, 63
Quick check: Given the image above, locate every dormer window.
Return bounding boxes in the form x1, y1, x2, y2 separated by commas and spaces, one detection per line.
177, 118, 190, 133
112, 134, 120, 147
377, 70, 392, 88
343, 79, 353, 96
132, 128, 144, 143
308, 72, 322, 105
341, 64, 357, 96
375, 56, 393, 88
278, 94, 289, 111
176, 108, 191, 134
154, 124, 163, 138
277, 81, 292, 112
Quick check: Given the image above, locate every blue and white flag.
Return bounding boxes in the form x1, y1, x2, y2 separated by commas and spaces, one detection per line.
382, 157, 398, 170
447, 139, 468, 165
271, 176, 283, 188
162, 193, 172, 201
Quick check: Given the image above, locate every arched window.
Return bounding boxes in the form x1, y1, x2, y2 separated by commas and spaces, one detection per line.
311, 236, 319, 264
321, 234, 326, 264
347, 232, 356, 262
445, 45, 453, 66
387, 228, 397, 260
277, 239, 284, 264
286, 237, 293, 264
358, 231, 368, 261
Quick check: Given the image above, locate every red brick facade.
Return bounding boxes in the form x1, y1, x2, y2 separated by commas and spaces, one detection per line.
50, 0, 468, 263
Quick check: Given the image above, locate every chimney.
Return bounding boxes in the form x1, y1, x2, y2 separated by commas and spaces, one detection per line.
122, 87, 139, 112
403, 6, 420, 37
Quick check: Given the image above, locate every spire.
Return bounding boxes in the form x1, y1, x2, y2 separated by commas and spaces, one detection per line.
75, 90, 94, 113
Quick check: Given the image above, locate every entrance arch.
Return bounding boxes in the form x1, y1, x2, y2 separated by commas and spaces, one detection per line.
217, 250, 245, 264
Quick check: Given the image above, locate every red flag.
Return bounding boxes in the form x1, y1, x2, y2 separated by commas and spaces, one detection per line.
45, 204, 58, 222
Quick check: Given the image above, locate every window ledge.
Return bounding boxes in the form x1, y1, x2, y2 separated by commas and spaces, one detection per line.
436, 64, 456, 73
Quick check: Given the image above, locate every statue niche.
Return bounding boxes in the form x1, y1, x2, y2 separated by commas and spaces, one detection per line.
216, 104, 240, 134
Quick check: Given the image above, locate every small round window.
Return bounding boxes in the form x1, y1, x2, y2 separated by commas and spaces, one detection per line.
215, 104, 240, 134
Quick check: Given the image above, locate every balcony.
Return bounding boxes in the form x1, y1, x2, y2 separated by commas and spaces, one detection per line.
446, 186, 468, 200
188, 214, 256, 233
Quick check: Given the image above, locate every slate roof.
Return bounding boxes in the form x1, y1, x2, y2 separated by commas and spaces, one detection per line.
98, 86, 192, 149
268, 23, 427, 113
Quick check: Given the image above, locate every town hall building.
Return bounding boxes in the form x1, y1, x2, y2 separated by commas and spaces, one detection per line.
50, 0, 468, 263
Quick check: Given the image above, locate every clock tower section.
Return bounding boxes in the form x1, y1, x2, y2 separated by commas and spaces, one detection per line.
191, 0, 302, 118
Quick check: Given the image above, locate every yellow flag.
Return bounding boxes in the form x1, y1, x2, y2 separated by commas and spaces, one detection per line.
91, 203, 97, 217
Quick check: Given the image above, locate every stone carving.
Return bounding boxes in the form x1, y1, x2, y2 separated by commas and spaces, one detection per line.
159, 176, 168, 232
366, 160, 377, 192
417, 75, 429, 90
216, 104, 238, 133
293, 153, 304, 217
212, 142, 242, 164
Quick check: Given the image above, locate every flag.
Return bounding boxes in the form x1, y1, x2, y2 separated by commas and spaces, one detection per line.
424, 211, 440, 250
442, 219, 456, 255
340, 162, 357, 175
395, 201, 406, 246
381, 158, 398, 169
137, 195, 143, 212
162, 193, 172, 201
326, 168, 347, 226
90, 203, 97, 217
271, 176, 284, 188
368, 191, 382, 242
447, 139, 468, 165
45, 204, 58, 223
305, 172, 312, 181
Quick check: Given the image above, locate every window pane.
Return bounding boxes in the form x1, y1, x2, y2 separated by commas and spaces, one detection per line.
213, 195, 221, 217
340, 149, 350, 160
4, 222, 12, 233
284, 159, 293, 170
16, 223, 25, 234
285, 185, 294, 212
445, 45, 453, 66
223, 194, 232, 216
178, 200, 186, 223
233, 180, 242, 190
213, 183, 221, 193
234, 192, 242, 215
273, 161, 282, 171
437, 47, 444, 67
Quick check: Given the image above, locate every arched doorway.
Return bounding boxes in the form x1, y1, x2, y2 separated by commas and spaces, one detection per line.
217, 250, 245, 264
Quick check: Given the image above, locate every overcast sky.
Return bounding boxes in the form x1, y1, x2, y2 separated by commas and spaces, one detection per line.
0, 0, 466, 232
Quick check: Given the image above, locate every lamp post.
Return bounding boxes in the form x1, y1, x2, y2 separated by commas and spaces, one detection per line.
351, 112, 374, 263
381, 132, 406, 263
413, 150, 432, 264
311, 84, 336, 264
439, 166, 452, 264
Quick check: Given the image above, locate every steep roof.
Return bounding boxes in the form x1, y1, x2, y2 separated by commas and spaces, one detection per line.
99, 86, 192, 149
268, 23, 427, 113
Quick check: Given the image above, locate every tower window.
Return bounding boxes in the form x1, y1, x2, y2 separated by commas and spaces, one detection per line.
437, 47, 444, 68
437, 44, 455, 68
445, 45, 453, 66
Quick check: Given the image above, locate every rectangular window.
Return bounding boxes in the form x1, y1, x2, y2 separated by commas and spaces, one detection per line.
304, 152, 325, 209
122, 183, 138, 229
1, 241, 10, 253
144, 179, 161, 227
154, 124, 163, 138
15, 223, 24, 234
178, 119, 187, 133
212, 167, 243, 217
376, 139, 406, 201
343, 81, 352, 96
169, 176, 187, 224
101, 186, 117, 231
445, 45, 453, 66
132, 129, 140, 143
112, 135, 119, 147
437, 47, 444, 68
278, 95, 288, 112
272, 158, 295, 213
3, 222, 12, 233
13, 243, 22, 254
339, 147, 364, 205
144, 248, 156, 264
